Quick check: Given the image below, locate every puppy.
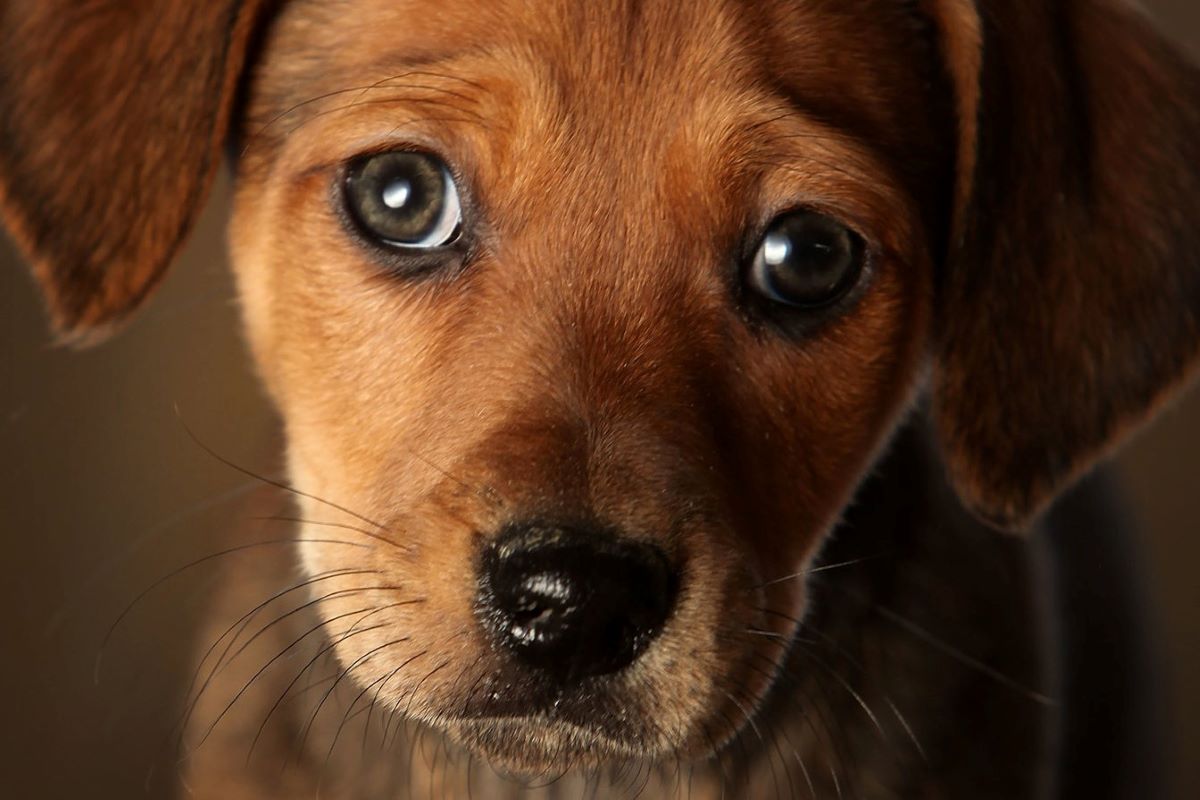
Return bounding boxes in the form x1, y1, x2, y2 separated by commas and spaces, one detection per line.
2, 0, 1197, 797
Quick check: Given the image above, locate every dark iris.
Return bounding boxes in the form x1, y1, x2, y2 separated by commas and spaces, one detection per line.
748, 210, 865, 308
344, 151, 461, 247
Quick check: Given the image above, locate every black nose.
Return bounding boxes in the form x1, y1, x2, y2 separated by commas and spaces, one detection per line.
479, 523, 677, 682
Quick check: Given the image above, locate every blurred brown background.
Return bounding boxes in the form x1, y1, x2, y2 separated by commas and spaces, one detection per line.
2, 2, 1198, 797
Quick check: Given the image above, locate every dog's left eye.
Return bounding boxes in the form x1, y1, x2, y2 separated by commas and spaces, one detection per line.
747, 210, 864, 308
344, 151, 462, 249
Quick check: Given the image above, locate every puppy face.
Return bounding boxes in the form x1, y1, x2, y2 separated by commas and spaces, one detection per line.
228, 0, 947, 773
6, 0, 1199, 784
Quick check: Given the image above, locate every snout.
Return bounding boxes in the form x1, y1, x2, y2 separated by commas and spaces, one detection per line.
293, 404, 807, 772
477, 523, 678, 682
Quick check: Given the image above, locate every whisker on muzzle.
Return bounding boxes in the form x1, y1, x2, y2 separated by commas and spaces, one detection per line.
246, 619, 394, 764
177, 413, 408, 551
291, 635, 412, 768
95, 537, 371, 686
177, 566, 382, 740
253, 514, 414, 554
749, 554, 887, 593
42, 477, 263, 643
397, 443, 506, 511
185, 605, 385, 757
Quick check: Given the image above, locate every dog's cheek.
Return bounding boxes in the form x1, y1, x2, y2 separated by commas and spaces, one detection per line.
732, 259, 931, 582
233, 202, 444, 496
228, 180, 286, 402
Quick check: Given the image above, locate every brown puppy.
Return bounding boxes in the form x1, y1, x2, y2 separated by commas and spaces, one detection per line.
1, 0, 1197, 797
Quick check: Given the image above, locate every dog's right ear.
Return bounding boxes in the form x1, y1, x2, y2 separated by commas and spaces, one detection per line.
0, 1, 271, 345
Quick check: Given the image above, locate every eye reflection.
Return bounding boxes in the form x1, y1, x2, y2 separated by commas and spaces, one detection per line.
382, 180, 412, 210
761, 233, 792, 266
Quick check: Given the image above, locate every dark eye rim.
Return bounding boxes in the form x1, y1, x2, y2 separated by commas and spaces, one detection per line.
335, 146, 478, 278
735, 205, 876, 333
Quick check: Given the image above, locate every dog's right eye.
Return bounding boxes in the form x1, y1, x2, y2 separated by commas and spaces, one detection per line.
343, 151, 462, 249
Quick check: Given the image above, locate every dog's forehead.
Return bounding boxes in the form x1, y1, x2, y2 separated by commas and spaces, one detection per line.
255, 0, 943, 149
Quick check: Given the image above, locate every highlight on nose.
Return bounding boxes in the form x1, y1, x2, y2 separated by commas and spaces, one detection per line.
478, 523, 677, 682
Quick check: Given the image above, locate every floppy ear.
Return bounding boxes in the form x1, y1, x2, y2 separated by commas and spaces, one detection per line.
926, 0, 1200, 528
0, 0, 270, 344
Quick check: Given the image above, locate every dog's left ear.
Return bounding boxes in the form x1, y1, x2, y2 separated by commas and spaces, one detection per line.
0, 1, 270, 344
927, 0, 1200, 529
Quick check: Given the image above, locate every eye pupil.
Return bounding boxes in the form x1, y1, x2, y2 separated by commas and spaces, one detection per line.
344, 151, 462, 250
749, 211, 864, 309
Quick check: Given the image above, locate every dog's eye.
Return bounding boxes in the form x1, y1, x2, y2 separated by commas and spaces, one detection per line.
344, 151, 462, 249
748, 211, 864, 308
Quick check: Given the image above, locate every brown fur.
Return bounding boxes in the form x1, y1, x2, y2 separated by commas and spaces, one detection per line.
1, 0, 1197, 797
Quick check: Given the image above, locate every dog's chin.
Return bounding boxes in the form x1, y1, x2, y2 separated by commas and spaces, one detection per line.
445, 716, 659, 779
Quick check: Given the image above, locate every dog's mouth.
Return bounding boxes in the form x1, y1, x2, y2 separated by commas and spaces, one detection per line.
445, 653, 682, 764
448, 715, 650, 778
423, 611, 795, 780
431, 673, 707, 778
392, 604, 791, 779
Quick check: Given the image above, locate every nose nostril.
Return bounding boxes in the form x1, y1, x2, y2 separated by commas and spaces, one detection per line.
479, 523, 677, 681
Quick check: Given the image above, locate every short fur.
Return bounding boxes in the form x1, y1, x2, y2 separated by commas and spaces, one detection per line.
1, 0, 1196, 797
